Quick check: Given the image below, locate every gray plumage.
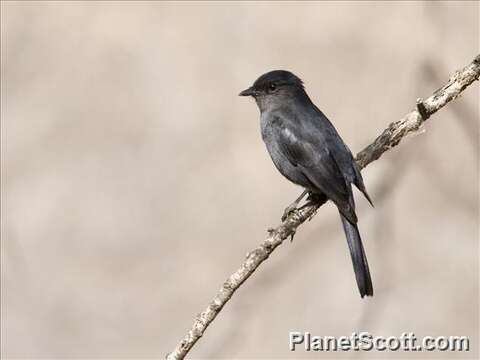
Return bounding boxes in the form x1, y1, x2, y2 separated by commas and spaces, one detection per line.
240, 70, 373, 297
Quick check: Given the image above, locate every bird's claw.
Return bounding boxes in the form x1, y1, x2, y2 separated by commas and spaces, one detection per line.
308, 207, 319, 221
281, 205, 300, 222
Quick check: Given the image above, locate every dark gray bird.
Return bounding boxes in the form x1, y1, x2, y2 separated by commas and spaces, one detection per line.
239, 70, 373, 298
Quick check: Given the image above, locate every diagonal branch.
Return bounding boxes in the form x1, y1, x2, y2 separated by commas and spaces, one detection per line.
167, 54, 480, 360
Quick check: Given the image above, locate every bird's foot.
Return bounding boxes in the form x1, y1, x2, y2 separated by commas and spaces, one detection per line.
307, 207, 319, 221
281, 190, 310, 221
281, 203, 301, 222
300, 193, 327, 221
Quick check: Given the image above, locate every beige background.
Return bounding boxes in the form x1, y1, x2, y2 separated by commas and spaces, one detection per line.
1, 1, 479, 359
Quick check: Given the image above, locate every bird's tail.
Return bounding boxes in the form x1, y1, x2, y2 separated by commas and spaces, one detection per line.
339, 213, 373, 298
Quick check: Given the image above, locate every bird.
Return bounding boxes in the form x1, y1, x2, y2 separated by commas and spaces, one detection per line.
239, 70, 373, 298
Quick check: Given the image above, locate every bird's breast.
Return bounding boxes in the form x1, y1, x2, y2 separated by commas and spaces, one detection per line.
259, 112, 278, 141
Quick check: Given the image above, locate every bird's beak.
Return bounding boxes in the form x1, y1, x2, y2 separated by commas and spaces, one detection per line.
239, 86, 255, 97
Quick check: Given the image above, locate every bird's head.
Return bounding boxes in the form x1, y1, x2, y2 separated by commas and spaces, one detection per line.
239, 70, 305, 111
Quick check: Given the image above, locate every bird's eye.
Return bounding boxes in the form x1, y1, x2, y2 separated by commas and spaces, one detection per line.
269, 83, 277, 91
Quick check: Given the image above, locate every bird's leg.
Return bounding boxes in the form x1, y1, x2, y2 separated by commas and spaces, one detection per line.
281, 190, 309, 221
300, 192, 328, 221
303, 192, 327, 206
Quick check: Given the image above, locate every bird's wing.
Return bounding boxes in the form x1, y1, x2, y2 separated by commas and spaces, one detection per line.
271, 115, 357, 223
312, 106, 374, 207
324, 134, 374, 207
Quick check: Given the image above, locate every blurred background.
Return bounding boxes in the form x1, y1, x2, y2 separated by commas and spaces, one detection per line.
1, 1, 478, 359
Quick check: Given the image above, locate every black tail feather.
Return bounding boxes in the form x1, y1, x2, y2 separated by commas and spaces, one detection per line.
339, 213, 373, 298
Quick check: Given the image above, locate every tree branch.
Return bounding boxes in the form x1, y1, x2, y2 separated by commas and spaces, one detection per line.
167, 54, 480, 360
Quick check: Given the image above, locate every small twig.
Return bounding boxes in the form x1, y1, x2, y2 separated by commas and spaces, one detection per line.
416, 98, 430, 120
167, 54, 480, 360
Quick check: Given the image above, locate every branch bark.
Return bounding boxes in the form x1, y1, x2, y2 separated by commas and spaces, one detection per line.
167, 54, 480, 360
